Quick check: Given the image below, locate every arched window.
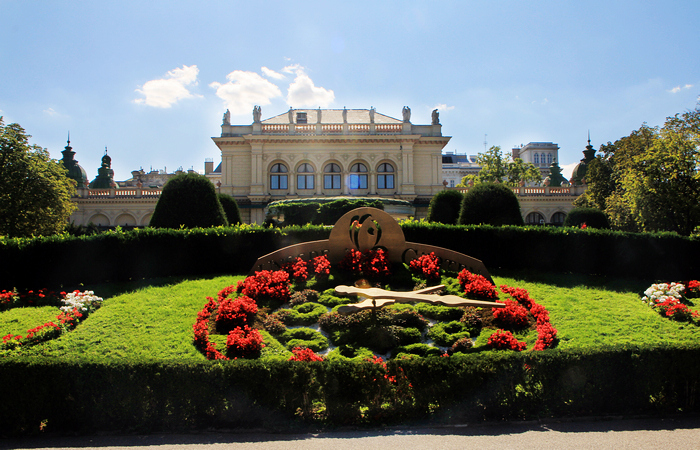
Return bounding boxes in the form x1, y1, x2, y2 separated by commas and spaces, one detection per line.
324, 163, 341, 189
349, 163, 368, 189
551, 212, 566, 225
270, 163, 288, 190
547, 153, 553, 166
296, 163, 314, 190
526, 212, 545, 225
377, 163, 395, 189
534, 153, 540, 165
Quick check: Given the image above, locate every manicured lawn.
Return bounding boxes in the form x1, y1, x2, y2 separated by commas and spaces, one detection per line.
2, 272, 699, 360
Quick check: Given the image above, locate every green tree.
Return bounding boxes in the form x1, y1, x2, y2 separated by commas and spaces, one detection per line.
577, 107, 700, 235
459, 146, 541, 187
149, 172, 227, 228
563, 207, 610, 229
427, 190, 463, 224
0, 118, 76, 237
458, 183, 524, 226
217, 193, 242, 225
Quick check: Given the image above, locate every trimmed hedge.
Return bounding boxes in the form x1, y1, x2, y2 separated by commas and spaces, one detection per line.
2, 344, 700, 433
1, 222, 699, 290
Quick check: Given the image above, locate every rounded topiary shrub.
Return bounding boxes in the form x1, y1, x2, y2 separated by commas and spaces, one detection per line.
458, 183, 524, 226
563, 207, 610, 229
427, 190, 464, 224
150, 172, 227, 228
217, 193, 241, 225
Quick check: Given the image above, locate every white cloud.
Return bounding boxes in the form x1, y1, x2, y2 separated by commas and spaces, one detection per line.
284, 66, 334, 108
433, 103, 455, 111
261, 66, 285, 80
134, 65, 201, 108
210, 70, 282, 115
560, 162, 577, 180
670, 84, 694, 94
43, 107, 59, 116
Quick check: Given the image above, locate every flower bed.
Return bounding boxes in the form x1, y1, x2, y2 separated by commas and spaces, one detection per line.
1, 290, 103, 352
193, 252, 559, 361
641, 280, 700, 323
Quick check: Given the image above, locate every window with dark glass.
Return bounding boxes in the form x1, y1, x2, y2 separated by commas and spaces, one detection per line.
349, 163, 368, 189
534, 153, 540, 165
377, 163, 395, 189
297, 163, 314, 190
324, 163, 341, 189
547, 153, 553, 166
270, 163, 288, 190
296, 112, 307, 124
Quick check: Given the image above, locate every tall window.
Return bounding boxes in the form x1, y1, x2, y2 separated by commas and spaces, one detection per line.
349, 163, 368, 189
377, 163, 395, 189
551, 212, 566, 225
547, 153, 553, 166
324, 163, 341, 189
296, 163, 314, 190
270, 163, 288, 190
534, 153, 540, 165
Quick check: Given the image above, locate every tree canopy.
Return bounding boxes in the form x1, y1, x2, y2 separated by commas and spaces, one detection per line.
458, 183, 524, 226
149, 172, 228, 228
459, 145, 542, 187
574, 105, 700, 235
0, 118, 76, 237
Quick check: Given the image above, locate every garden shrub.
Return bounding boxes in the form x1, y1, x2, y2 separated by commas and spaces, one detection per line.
149, 172, 227, 228
217, 193, 242, 225
290, 289, 320, 306
414, 302, 464, 322
278, 327, 329, 352
563, 207, 610, 229
317, 289, 354, 307
325, 345, 376, 361
458, 183, 524, 226
492, 299, 530, 329
449, 337, 474, 354
315, 198, 384, 225
274, 302, 327, 326
427, 190, 464, 224
393, 343, 444, 358
427, 321, 475, 347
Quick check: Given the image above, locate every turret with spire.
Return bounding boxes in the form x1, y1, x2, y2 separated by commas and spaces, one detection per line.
570, 132, 597, 186
59, 133, 88, 189
89, 147, 118, 189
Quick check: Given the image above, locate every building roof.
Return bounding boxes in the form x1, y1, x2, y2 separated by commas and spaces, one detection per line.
262, 108, 402, 125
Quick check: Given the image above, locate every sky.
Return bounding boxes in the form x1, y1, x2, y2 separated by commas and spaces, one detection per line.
1, 0, 698, 181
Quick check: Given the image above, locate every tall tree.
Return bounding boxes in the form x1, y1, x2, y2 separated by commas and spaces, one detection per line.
575, 106, 700, 235
0, 118, 76, 237
459, 145, 541, 187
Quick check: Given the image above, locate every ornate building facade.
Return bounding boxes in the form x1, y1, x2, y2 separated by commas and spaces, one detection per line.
212, 107, 449, 223
64, 106, 587, 227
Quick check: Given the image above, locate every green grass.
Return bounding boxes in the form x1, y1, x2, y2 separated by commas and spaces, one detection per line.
2, 271, 699, 361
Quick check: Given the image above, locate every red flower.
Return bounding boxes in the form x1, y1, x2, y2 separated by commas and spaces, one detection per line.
289, 346, 323, 362
492, 299, 529, 328
487, 330, 527, 351
458, 269, 498, 300
409, 252, 441, 281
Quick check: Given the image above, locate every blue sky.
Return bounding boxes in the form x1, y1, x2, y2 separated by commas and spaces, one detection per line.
1, 0, 698, 180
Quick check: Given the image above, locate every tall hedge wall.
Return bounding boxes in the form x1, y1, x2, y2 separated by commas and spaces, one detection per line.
2, 344, 700, 434
1, 223, 698, 290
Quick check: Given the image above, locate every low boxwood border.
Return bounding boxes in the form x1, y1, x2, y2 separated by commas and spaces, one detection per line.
2, 343, 700, 434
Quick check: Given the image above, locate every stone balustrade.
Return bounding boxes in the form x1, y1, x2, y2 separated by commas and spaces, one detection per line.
223, 121, 441, 137
77, 187, 162, 199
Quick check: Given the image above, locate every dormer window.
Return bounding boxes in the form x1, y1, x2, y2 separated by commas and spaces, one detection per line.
296, 112, 307, 124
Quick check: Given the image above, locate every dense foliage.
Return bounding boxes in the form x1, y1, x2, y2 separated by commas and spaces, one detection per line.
217, 193, 241, 225
0, 118, 76, 237
268, 198, 386, 226
427, 189, 463, 224
563, 207, 610, 229
458, 183, 525, 226
149, 172, 227, 228
458, 145, 542, 187
574, 105, 700, 235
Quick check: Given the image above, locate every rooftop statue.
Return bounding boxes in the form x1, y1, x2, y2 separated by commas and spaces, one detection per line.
223, 109, 231, 126
253, 105, 261, 123
402, 106, 411, 123
432, 108, 440, 125
317, 107, 322, 123
288, 107, 293, 123
369, 107, 375, 123
342, 107, 348, 123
